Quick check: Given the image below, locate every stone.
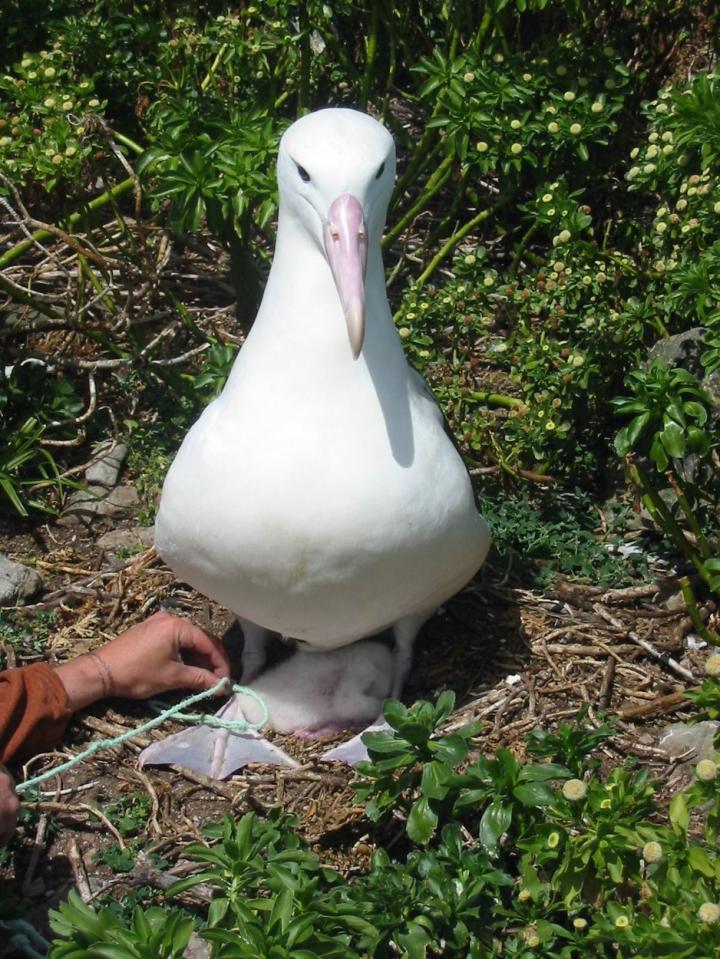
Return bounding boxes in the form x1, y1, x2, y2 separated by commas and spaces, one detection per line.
85, 442, 128, 489
184, 933, 211, 959
645, 326, 720, 406
60, 484, 140, 526
656, 720, 720, 762
96, 526, 154, 556
0, 554, 43, 606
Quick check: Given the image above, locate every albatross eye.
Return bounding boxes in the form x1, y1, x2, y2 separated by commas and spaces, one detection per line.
375, 161, 385, 180
296, 163, 311, 183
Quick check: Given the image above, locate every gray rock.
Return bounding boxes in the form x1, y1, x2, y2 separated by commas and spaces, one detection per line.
0, 554, 43, 606
96, 526, 154, 556
85, 442, 128, 489
656, 720, 720, 762
646, 327, 705, 373
60, 484, 140, 526
646, 327, 720, 405
184, 933, 211, 959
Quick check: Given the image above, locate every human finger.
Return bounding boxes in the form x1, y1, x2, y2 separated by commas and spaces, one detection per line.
176, 624, 231, 677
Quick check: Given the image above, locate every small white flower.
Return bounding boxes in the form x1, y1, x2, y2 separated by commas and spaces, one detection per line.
463, 71, 475, 83
548, 122, 559, 133
706, 653, 720, 674
662, 144, 673, 155
44, 66, 56, 78
649, 132, 659, 143
556, 65, 567, 76
647, 145, 659, 159
476, 140, 489, 153
656, 102, 668, 113
642, 841, 663, 863
643, 163, 656, 174
591, 101, 603, 113
43, 97, 55, 108
655, 221, 667, 234
563, 90, 576, 102
510, 142, 522, 155
696, 759, 718, 781
522, 73, 532, 82
562, 778, 587, 800
483, 275, 494, 287
542, 193, 553, 202
510, 119, 521, 130
570, 122, 582, 135
558, 229, 571, 243
630, 147, 640, 158
698, 902, 720, 924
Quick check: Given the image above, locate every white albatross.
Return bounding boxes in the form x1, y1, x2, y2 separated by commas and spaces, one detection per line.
139, 108, 491, 777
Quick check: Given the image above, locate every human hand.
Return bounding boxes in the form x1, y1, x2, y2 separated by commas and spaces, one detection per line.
55, 611, 231, 712
0, 763, 20, 847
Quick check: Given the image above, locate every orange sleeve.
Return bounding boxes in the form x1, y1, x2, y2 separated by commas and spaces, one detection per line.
0, 663, 72, 764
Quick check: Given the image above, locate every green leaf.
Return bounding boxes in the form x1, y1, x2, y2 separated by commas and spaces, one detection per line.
513, 782, 555, 807
669, 793, 689, 833
660, 420, 686, 459
407, 796, 438, 845
478, 799, 512, 852
688, 845, 716, 877
396, 922, 431, 959
420, 760, 452, 800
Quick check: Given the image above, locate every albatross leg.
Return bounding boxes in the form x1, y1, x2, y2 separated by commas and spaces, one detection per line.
139, 618, 301, 778
320, 609, 433, 766
238, 616, 271, 683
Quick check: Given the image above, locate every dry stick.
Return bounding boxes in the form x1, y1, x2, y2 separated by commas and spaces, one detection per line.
68, 838, 93, 903
593, 604, 697, 684
0, 177, 135, 271
0, 171, 111, 269
598, 657, 616, 711
22, 813, 48, 894
619, 690, 692, 721
30, 801, 127, 848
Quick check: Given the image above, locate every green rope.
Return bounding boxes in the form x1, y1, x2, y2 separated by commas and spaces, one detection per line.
16, 680, 268, 794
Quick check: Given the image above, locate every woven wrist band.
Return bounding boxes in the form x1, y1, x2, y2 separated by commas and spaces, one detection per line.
87, 651, 115, 698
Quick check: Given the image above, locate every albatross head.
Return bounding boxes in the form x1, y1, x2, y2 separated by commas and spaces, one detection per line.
277, 108, 395, 359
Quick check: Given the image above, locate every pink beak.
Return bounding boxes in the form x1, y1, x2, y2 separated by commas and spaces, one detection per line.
323, 194, 367, 359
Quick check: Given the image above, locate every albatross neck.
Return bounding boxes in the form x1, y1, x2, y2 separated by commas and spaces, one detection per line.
250, 210, 405, 370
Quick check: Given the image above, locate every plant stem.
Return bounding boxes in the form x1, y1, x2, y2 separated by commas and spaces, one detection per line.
111, 131, 144, 156
679, 575, 720, 646
666, 471, 712, 560
468, 390, 525, 410
201, 43, 228, 93
511, 221, 540, 274
0, 178, 135, 271
384, 153, 454, 249
0, 275, 63, 319
416, 201, 503, 286
297, 7, 310, 113
628, 460, 711, 585
360, 0, 380, 111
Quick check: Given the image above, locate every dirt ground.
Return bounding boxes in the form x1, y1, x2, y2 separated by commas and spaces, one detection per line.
1, 510, 716, 937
